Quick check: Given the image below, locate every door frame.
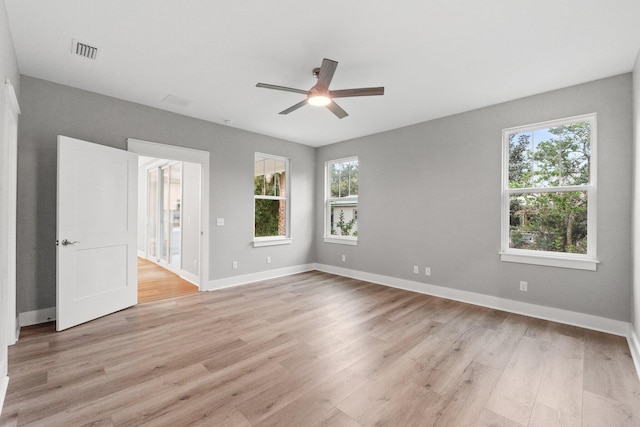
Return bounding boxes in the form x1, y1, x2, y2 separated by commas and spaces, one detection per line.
127, 138, 210, 288
3, 79, 20, 347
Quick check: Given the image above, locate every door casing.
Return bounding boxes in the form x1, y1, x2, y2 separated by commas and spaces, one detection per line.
128, 138, 210, 289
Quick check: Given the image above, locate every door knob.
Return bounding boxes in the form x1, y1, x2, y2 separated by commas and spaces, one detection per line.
61, 239, 79, 246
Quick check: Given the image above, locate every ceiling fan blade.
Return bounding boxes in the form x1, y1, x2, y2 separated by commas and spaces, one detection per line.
256, 83, 309, 96
330, 87, 385, 98
314, 59, 338, 92
326, 101, 348, 119
279, 99, 308, 115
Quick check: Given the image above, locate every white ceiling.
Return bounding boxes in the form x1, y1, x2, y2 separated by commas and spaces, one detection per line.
5, 1, 640, 147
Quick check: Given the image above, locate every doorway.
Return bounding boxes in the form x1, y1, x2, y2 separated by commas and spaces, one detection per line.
138, 156, 200, 302
53, 136, 209, 330
128, 138, 210, 302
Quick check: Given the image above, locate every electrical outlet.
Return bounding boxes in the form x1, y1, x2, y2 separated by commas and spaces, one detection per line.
520, 281, 528, 292
266, 256, 271, 264
232, 261, 238, 270
413, 265, 419, 274
342, 255, 346, 262
425, 267, 431, 276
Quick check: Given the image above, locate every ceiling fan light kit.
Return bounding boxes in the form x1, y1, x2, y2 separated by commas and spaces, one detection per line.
256, 58, 384, 119
307, 93, 331, 106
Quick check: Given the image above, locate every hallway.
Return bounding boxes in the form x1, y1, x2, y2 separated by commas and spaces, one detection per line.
138, 257, 199, 303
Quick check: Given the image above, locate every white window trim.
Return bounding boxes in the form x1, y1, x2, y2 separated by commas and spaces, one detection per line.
253, 153, 291, 247
500, 113, 598, 271
324, 156, 358, 245
323, 236, 358, 246
253, 237, 292, 248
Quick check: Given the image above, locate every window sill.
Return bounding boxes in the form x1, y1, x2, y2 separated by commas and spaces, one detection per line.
500, 251, 598, 271
253, 238, 292, 248
323, 236, 358, 246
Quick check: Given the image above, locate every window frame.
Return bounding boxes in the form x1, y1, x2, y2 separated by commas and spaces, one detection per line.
500, 113, 598, 271
324, 156, 359, 246
253, 152, 291, 247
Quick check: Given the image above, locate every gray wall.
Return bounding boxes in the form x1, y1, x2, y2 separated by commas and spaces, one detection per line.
16, 75, 316, 313
14, 72, 636, 323
182, 161, 201, 278
316, 74, 633, 322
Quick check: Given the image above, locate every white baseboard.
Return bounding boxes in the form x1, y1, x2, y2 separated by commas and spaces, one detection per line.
0, 375, 8, 416
12, 266, 633, 339
10, 316, 19, 345
17, 265, 313, 326
18, 307, 56, 327
180, 270, 200, 287
629, 326, 640, 382
314, 263, 630, 337
206, 264, 315, 291
10, 265, 639, 381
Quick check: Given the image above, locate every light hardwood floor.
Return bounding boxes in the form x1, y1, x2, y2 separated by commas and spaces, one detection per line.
1, 271, 639, 426
138, 257, 199, 303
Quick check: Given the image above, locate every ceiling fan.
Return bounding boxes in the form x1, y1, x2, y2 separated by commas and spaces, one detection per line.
256, 58, 384, 119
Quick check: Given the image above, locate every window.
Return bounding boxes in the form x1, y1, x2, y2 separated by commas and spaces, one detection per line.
254, 153, 290, 247
501, 114, 597, 270
324, 157, 358, 245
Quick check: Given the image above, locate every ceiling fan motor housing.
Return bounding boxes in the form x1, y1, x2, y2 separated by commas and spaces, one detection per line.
256, 58, 384, 118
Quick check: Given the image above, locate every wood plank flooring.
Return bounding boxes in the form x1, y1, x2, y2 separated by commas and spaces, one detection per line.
138, 257, 199, 303
2, 271, 639, 426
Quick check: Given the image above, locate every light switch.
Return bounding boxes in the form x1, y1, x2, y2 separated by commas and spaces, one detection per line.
216, 218, 224, 226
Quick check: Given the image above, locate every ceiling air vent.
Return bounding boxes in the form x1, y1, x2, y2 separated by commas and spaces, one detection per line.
71, 39, 99, 60
162, 94, 191, 107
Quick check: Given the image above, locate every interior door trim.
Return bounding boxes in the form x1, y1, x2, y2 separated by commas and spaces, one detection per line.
127, 138, 210, 290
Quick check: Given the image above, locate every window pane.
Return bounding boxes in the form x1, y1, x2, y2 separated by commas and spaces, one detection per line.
255, 199, 287, 237
329, 160, 359, 198
339, 164, 349, 197
547, 122, 590, 186
274, 159, 286, 197
330, 162, 342, 197
348, 161, 358, 195
254, 156, 265, 196
264, 157, 276, 196
508, 131, 533, 188
509, 121, 591, 189
330, 201, 358, 237
509, 191, 588, 254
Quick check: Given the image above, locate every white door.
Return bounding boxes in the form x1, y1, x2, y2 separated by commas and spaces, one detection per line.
57, 136, 138, 331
